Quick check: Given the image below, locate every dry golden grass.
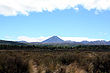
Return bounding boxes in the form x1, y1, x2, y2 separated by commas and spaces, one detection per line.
0, 50, 110, 73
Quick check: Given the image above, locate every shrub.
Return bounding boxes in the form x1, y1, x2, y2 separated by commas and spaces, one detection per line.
76, 50, 80, 53
57, 53, 75, 65
0, 53, 29, 73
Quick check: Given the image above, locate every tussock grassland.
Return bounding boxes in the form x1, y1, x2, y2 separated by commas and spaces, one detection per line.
0, 50, 110, 73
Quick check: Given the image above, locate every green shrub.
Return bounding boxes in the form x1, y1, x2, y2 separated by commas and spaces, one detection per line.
76, 50, 80, 53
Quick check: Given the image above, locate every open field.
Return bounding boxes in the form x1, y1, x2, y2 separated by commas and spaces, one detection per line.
0, 49, 110, 73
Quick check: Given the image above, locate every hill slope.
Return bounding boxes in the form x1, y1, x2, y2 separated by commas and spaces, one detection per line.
0, 40, 27, 45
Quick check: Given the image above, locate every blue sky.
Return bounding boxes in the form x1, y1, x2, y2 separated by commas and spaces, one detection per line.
0, 0, 110, 42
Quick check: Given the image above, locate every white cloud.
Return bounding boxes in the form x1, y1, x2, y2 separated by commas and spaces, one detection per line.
100, 32, 109, 35
95, 11, 98, 14
5, 36, 14, 38
17, 36, 51, 42
17, 36, 104, 42
105, 33, 107, 35
74, 7, 79, 12
0, 0, 110, 16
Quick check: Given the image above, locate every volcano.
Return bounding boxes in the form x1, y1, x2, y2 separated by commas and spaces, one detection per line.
42, 36, 64, 43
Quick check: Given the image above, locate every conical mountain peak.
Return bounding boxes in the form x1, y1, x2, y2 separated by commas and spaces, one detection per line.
42, 36, 64, 43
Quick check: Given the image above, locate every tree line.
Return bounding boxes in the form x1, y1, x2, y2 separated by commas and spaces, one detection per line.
0, 44, 110, 51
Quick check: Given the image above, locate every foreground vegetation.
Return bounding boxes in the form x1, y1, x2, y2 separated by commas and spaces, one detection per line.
0, 48, 110, 73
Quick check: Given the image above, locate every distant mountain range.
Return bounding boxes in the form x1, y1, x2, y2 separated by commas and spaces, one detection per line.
0, 36, 110, 45
41, 36, 110, 45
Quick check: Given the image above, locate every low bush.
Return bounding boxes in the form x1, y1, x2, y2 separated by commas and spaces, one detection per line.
57, 53, 75, 65
0, 53, 29, 73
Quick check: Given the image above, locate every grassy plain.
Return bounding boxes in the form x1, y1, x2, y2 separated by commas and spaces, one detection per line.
0, 49, 110, 73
